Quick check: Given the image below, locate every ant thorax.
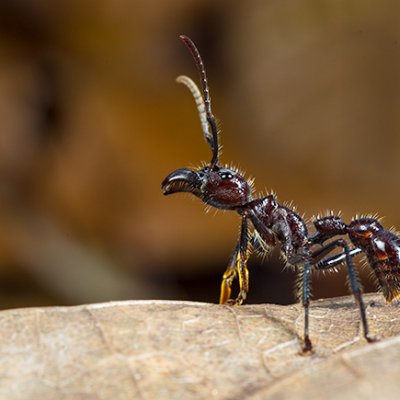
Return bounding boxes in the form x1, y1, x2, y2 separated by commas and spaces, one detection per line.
245, 195, 309, 264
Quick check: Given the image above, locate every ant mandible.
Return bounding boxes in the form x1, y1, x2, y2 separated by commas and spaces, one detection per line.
161, 35, 400, 353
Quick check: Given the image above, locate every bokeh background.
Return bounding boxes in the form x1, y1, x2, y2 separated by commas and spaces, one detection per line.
0, 0, 399, 309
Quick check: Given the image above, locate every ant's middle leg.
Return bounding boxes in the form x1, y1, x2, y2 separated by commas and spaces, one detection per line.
219, 217, 249, 305
311, 239, 379, 343
300, 259, 313, 353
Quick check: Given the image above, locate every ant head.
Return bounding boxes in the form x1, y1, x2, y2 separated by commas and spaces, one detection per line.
161, 36, 252, 210
162, 165, 252, 210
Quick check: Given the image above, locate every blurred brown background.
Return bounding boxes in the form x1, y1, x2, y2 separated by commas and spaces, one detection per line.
0, 0, 399, 309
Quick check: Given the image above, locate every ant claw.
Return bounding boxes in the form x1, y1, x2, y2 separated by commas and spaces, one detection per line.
301, 337, 314, 355
366, 334, 381, 343
225, 299, 240, 306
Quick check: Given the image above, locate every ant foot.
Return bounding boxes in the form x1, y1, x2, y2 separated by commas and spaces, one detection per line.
301, 337, 314, 355
366, 334, 381, 343
225, 298, 243, 306
224, 291, 246, 306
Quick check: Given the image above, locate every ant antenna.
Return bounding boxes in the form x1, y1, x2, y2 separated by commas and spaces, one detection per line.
179, 35, 219, 168
176, 75, 211, 144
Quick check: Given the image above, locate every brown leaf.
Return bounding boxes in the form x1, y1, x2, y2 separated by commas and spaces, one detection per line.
0, 293, 399, 399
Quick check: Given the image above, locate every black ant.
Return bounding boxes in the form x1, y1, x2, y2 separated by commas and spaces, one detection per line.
161, 35, 400, 353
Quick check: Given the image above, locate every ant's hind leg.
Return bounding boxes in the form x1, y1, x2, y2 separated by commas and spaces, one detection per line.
312, 239, 380, 344
313, 248, 362, 271
338, 239, 380, 343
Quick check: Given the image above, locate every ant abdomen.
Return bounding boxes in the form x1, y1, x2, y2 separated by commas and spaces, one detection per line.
348, 218, 400, 302
314, 216, 400, 303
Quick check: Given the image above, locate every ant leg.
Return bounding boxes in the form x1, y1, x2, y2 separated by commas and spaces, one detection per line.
310, 239, 361, 269
300, 259, 313, 353
314, 248, 362, 271
313, 239, 379, 343
219, 243, 239, 304
226, 217, 249, 306
219, 217, 249, 305
233, 217, 249, 305
339, 239, 379, 343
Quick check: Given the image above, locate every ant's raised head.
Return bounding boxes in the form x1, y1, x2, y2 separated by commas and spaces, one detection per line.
161, 35, 252, 210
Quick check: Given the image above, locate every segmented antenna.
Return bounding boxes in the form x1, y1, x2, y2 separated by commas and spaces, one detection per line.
176, 75, 212, 146
179, 35, 219, 168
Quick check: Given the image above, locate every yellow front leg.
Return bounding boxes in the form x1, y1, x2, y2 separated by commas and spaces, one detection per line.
219, 265, 237, 304
235, 257, 249, 304
219, 245, 240, 304
220, 250, 249, 306
220, 217, 250, 305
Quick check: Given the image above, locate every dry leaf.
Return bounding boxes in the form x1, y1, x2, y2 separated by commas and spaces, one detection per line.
0, 293, 399, 399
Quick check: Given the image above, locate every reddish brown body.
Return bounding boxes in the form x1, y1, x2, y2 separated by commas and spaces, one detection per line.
315, 216, 400, 302
161, 35, 398, 353
243, 196, 310, 264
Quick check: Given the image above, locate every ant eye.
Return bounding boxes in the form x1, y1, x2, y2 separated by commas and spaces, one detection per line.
220, 172, 233, 180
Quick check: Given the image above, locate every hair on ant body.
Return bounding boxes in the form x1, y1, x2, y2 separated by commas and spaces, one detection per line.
161, 35, 400, 353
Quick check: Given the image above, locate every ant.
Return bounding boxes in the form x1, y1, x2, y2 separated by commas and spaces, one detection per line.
161, 35, 400, 353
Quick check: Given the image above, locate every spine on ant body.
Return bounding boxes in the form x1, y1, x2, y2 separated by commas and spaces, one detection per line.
314, 215, 400, 302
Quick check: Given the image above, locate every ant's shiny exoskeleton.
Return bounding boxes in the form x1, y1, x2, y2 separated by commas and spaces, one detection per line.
161, 35, 400, 353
